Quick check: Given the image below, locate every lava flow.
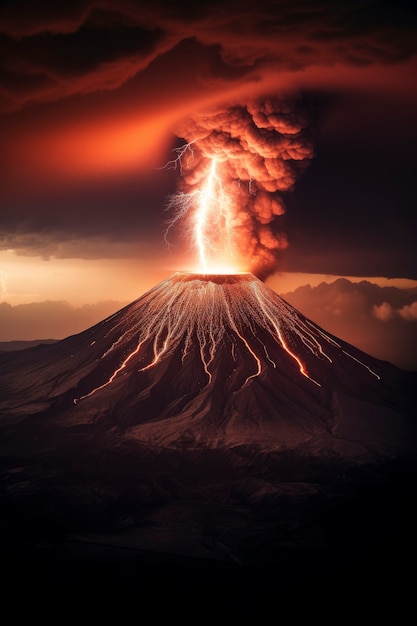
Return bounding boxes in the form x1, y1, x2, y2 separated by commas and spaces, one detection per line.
73, 272, 379, 404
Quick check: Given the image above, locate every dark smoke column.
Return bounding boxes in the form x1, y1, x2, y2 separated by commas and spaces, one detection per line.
171, 97, 315, 279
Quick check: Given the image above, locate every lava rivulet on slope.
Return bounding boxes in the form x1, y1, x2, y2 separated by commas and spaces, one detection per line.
0, 272, 414, 455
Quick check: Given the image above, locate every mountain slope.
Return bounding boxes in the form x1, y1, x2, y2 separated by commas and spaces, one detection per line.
0, 272, 415, 456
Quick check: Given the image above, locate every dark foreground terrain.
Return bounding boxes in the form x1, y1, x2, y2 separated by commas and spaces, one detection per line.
1, 416, 416, 618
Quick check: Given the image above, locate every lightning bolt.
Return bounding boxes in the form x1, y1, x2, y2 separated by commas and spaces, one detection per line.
156, 141, 195, 175
161, 146, 241, 273
195, 158, 216, 271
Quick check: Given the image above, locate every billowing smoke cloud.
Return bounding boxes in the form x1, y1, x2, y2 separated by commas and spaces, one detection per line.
373, 300, 417, 322
169, 97, 316, 278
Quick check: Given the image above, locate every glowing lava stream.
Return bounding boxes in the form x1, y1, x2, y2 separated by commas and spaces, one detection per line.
73, 273, 380, 404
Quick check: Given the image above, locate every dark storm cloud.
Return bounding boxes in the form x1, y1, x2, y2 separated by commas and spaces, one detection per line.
0, 0, 416, 275
1, 0, 417, 112
0, 5, 170, 111
0, 170, 171, 258
280, 90, 417, 280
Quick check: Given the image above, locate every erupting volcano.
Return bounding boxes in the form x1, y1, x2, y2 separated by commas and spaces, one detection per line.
1, 263, 416, 598
1, 271, 414, 457
1, 98, 416, 607
163, 98, 315, 278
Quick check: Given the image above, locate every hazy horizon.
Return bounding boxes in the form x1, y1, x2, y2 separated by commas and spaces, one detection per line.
1, 273, 416, 371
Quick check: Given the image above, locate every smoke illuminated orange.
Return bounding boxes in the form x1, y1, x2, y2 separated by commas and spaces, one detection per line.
169, 98, 317, 279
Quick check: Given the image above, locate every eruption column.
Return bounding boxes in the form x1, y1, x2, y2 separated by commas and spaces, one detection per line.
167, 97, 316, 278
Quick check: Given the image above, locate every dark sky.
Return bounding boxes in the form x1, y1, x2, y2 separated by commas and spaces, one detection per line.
1, 0, 417, 278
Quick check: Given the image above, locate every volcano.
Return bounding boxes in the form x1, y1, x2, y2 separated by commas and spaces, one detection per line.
0, 273, 416, 611
1, 271, 415, 455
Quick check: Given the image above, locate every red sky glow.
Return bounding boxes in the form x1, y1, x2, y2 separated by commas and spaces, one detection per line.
0, 0, 417, 368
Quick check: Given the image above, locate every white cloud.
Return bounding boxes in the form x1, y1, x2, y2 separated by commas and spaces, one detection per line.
398, 301, 417, 321
373, 300, 417, 322
373, 301, 394, 322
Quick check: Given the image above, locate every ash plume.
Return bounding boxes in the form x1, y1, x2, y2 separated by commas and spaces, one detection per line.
169, 96, 316, 278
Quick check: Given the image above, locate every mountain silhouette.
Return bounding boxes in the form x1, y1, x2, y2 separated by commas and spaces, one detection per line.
0, 272, 416, 613
1, 272, 415, 454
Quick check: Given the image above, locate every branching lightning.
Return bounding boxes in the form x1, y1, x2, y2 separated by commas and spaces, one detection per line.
161, 97, 316, 279
156, 140, 195, 175
163, 145, 243, 273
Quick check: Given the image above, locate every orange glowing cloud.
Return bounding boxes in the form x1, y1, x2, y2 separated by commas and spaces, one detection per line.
163, 97, 314, 278
0, 0, 416, 288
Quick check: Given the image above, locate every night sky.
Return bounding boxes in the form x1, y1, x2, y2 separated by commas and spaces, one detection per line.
1, 0, 417, 368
